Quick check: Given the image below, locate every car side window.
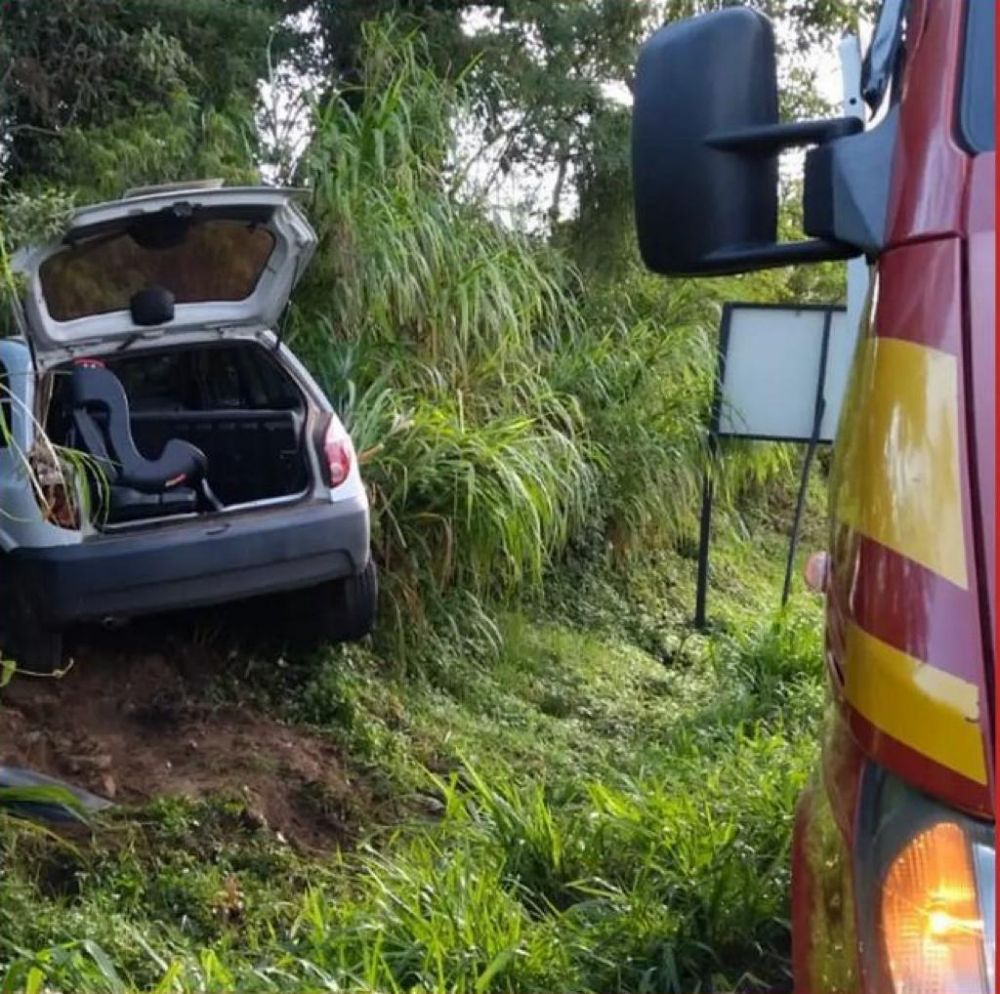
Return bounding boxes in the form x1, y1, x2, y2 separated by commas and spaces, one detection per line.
109, 351, 195, 411
193, 348, 246, 409
240, 349, 302, 410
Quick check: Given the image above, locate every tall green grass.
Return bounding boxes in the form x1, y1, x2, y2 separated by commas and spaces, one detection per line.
0, 608, 822, 993
286, 26, 601, 632
283, 22, 796, 639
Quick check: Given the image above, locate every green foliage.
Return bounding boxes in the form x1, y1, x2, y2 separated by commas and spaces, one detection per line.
287, 26, 594, 626
0, 785, 89, 822
0, 10, 839, 992
0, 12, 810, 649
0, 384, 824, 994
50, 96, 260, 205
302, 0, 875, 228
294, 25, 579, 375
0, 0, 277, 194
307, 605, 818, 994
0, 523, 826, 993
285, 23, 800, 634
0, 188, 76, 250
0, 226, 16, 319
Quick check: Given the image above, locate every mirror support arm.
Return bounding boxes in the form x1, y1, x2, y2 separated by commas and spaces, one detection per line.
707, 116, 864, 155
701, 237, 858, 277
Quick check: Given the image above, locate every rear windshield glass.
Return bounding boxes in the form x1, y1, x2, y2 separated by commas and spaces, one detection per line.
959, 0, 995, 152
39, 219, 276, 323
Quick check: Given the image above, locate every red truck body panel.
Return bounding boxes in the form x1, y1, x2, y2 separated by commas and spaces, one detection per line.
792, 2, 994, 991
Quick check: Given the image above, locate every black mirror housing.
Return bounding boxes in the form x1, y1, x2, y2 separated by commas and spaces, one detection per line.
632, 8, 862, 276
633, 8, 779, 275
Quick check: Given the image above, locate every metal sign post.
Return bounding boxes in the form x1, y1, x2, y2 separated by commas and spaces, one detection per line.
694, 302, 853, 629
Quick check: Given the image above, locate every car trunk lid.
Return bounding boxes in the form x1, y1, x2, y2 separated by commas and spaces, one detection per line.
12, 185, 316, 357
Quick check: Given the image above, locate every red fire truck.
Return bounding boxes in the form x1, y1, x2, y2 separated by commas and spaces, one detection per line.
631, 1, 995, 990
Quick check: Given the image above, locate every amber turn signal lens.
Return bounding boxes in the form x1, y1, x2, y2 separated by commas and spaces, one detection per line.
880, 822, 987, 993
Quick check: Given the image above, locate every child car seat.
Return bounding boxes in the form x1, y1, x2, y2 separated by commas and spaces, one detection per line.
69, 359, 223, 518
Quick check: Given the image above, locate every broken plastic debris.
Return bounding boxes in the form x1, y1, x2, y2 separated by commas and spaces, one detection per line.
0, 765, 114, 823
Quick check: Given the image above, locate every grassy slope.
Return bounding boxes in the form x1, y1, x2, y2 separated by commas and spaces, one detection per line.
0, 482, 829, 994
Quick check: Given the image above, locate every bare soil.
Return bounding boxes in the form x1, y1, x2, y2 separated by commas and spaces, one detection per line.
0, 616, 371, 852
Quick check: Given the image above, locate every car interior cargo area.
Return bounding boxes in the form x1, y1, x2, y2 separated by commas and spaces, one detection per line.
44, 341, 311, 526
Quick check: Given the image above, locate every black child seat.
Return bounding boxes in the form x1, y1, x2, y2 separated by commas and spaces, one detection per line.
69, 359, 224, 523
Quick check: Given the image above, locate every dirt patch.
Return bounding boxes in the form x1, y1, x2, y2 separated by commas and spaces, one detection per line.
1, 624, 371, 852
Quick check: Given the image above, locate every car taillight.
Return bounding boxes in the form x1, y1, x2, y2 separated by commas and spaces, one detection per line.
856, 764, 995, 994
318, 417, 354, 488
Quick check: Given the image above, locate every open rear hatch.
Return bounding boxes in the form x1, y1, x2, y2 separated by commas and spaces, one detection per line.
12, 185, 316, 361
13, 185, 320, 527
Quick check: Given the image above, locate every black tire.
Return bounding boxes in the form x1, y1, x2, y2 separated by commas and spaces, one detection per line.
293, 560, 378, 648
14, 625, 64, 676
0, 585, 64, 675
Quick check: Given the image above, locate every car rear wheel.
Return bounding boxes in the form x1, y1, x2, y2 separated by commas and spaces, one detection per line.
0, 586, 64, 676
291, 560, 378, 648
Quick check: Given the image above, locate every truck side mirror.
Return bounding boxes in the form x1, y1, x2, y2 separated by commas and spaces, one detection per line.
632, 8, 863, 276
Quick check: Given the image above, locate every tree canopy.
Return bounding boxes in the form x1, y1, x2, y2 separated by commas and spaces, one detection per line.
0, 0, 291, 201
1, 0, 875, 233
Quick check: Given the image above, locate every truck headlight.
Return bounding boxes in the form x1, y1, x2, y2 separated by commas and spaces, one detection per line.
856, 764, 995, 993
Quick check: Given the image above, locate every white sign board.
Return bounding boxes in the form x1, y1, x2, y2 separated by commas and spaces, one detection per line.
714, 304, 855, 443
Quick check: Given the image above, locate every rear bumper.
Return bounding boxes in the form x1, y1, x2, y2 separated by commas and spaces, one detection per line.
8, 496, 370, 626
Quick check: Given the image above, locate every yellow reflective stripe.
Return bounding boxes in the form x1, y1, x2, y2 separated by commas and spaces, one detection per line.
833, 337, 967, 588
844, 622, 986, 785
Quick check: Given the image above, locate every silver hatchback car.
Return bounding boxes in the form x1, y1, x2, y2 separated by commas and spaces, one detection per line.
0, 183, 376, 670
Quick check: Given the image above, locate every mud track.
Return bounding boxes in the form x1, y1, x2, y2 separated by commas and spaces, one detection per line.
1, 610, 372, 851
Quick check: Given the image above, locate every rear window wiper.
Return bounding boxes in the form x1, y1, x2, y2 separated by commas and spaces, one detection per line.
116, 329, 165, 352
